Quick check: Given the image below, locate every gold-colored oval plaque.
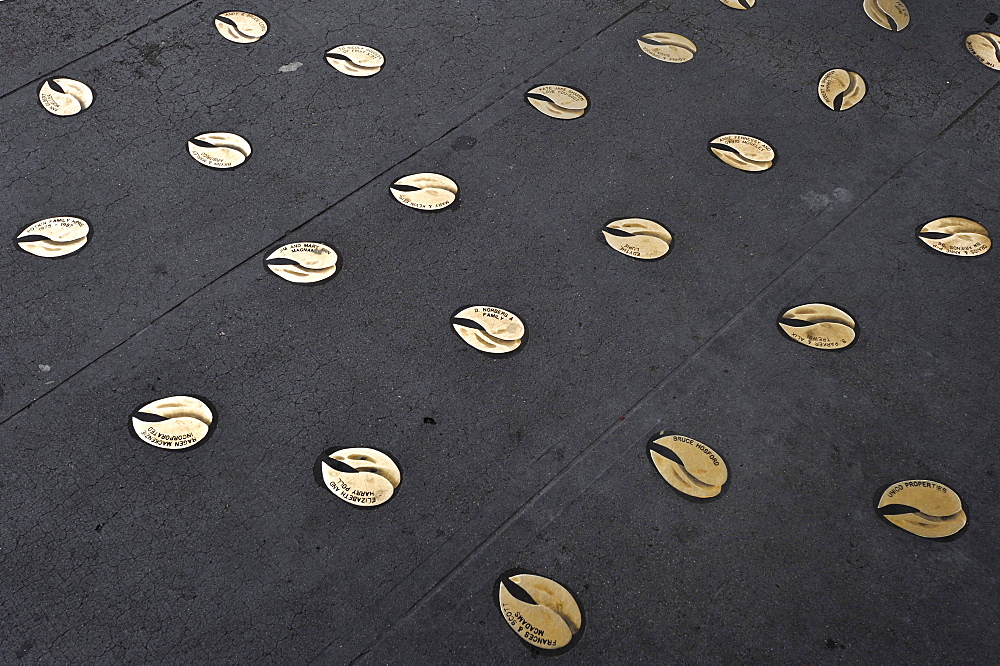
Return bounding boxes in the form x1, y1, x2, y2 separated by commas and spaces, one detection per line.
601, 218, 672, 260
16, 217, 90, 258
38, 78, 93, 116
966, 33, 1000, 71
525, 85, 588, 120
647, 433, 728, 499
818, 69, 866, 111
130, 395, 216, 450
325, 45, 384, 77
917, 217, 991, 257
877, 480, 967, 539
496, 570, 584, 653
315, 447, 401, 507
264, 242, 339, 283
863, 0, 909, 32
188, 132, 251, 169
451, 306, 525, 355
709, 134, 774, 172
636, 33, 697, 62
778, 303, 857, 350
720, 0, 755, 8
214, 11, 268, 43
390, 173, 458, 210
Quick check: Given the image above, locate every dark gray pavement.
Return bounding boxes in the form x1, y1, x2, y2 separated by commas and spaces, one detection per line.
1, 1, 997, 663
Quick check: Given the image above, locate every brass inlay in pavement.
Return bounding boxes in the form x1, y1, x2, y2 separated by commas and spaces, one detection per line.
877, 480, 967, 539
637, 33, 697, 62
38, 78, 93, 116
265, 242, 339, 283
778, 303, 856, 350
966, 32, 1000, 71
325, 45, 384, 77
525, 85, 588, 120
818, 69, 866, 111
214, 11, 268, 43
317, 447, 401, 507
16, 217, 89, 258
497, 571, 583, 651
451, 306, 525, 355
390, 173, 458, 210
709, 134, 774, 172
917, 217, 991, 257
720, 0, 755, 8
130, 396, 215, 450
188, 132, 252, 169
647, 433, 728, 499
601, 218, 672, 260
863, 0, 909, 32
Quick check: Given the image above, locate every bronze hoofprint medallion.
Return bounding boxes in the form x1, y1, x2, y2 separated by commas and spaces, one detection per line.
315, 447, 401, 507
647, 433, 728, 499
720, 0, 755, 8
709, 134, 774, 172
264, 242, 339, 283
16, 217, 90, 258
496, 570, 584, 653
877, 480, 967, 539
525, 85, 588, 120
778, 303, 856, 350
451, 306, 525, 355
637, 33, 697, 62
188, 132, 252, 169
390, 173, 458, 210
38, 78, 93, 116
818, 69, 866, 111
967, 32, 1000, 70
601, 218, 672, 260
325, 45, 384, 77
863, 0, 909, 32
214, 11, 268, 43
130, 395, 216, 450
917, 217, 991, 257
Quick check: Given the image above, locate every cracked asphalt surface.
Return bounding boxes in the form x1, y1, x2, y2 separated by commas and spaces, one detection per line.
1, 1, 997, 663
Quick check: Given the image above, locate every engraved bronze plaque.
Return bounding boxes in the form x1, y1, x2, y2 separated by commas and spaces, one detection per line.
188, 132, 251, 169
130, 395, 216, 450
778, 303, 856, 350
525, 85, 588, 120
264, 242, 339, 283
325, 45, 384, 77
818, 69, 866, 111
720, 0, 755, 8
917, 217, 991, 257
390, 173, 458, 210
496, 570, 584, 653
451, 306, 525, 355
214, 11, 268, 43
647, 433, 728, 499
966, 33, 1000, 71
314, 447, 401, 507
637, 33, 697, 62
877, 480, 967, 539
709, 134, 774, 172
16, 217, 89, 258
863, 0, 909, 32
38, 78, 93, 116
601, 218, 672, 260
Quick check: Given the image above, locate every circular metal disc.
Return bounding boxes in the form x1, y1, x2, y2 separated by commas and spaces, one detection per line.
966, 32, 1000, 71
601, 218, 672, 260
720, 0, 755, 8
863, 0, 909, 32
778, 303, 857, 350
877, 480, 967, 539
264, 242, 339, 283
214, 11, 268, 43
188, 132, 252, 169
390, 173, 458, 210
637, 33, 697, 62
818, 69, 866, 111
708, 134, 774, 172
38, 78, 93, 116
315, 447, 401, 507
451, 306, 526, 355
917, 217, 991, 257
496, 570, 584, 652
647, 433, 728, 499
525, 85, 588, 120
16, 216, 90, 258
130, 395, 216, 450
325, 45, 384, 77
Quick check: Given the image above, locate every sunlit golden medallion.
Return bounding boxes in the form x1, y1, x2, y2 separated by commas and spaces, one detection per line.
966, 32, 1000, 71
818, 69, 866, 111
647, 433, 728, 499
709, 134, 774, 172
315, 447, 401, 507
496, 570, 584, 652
390, 173, 458, 210
188, 132, 251, 169
877, 480, 967, 539
525, 85, 588, 120
720, 0, 755, 8
264, 242, 339, 283
38, 78, 93, 116
601, 218, 672, 260
214, 11, 268, 43
130, 395, 216, 450
16, 217, 90, 258
325, 45, 384, 77
778, 303, 856, 350
863, 0, 909, 32
917, 217, 991, 257
637, 33, 697, 62
451, 306, 525, 355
